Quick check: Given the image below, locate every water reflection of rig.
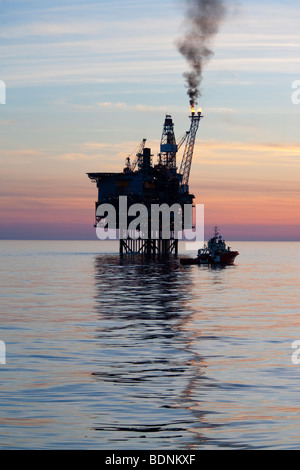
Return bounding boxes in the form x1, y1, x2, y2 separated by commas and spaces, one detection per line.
87, 107, 203, 255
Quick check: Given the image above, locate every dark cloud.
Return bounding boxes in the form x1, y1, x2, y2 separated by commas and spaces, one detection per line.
177, 0, 227, 106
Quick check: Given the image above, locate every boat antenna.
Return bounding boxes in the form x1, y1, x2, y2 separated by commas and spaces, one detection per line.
214, 226, 220, 238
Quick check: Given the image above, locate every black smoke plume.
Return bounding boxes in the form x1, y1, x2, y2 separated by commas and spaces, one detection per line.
177, 0, 227, 107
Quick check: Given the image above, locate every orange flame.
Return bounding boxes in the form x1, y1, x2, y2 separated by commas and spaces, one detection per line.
191, 105, 195, 114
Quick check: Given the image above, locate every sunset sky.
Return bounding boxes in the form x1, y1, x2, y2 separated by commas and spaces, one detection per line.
1, 0, 299, 240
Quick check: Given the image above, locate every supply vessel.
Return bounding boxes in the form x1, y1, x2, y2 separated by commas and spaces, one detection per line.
180, 227, 239, 265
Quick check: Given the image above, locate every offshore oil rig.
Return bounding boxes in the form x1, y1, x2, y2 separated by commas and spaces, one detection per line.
87, 106, 203, 255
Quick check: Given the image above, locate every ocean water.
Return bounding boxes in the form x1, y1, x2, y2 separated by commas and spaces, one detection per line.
0, 240, 300, 450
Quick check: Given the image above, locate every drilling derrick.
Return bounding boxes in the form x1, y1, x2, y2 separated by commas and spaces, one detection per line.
87, 109, 203, 256
159, 115, 178, 170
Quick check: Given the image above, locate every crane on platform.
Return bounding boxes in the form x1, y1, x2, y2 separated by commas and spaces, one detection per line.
125, 138, 147, 172
177, 131, 190, 151
179, 109, 203, 192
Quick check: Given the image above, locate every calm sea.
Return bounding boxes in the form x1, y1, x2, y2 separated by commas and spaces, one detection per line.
0, 240, 299, 450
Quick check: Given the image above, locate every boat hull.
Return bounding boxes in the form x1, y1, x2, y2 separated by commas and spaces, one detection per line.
180, 251, 239, 266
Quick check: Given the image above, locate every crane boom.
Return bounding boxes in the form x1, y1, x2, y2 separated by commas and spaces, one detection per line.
179, 110, 203, 191
177, 131, 190, 151
132, 138, 147, 170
